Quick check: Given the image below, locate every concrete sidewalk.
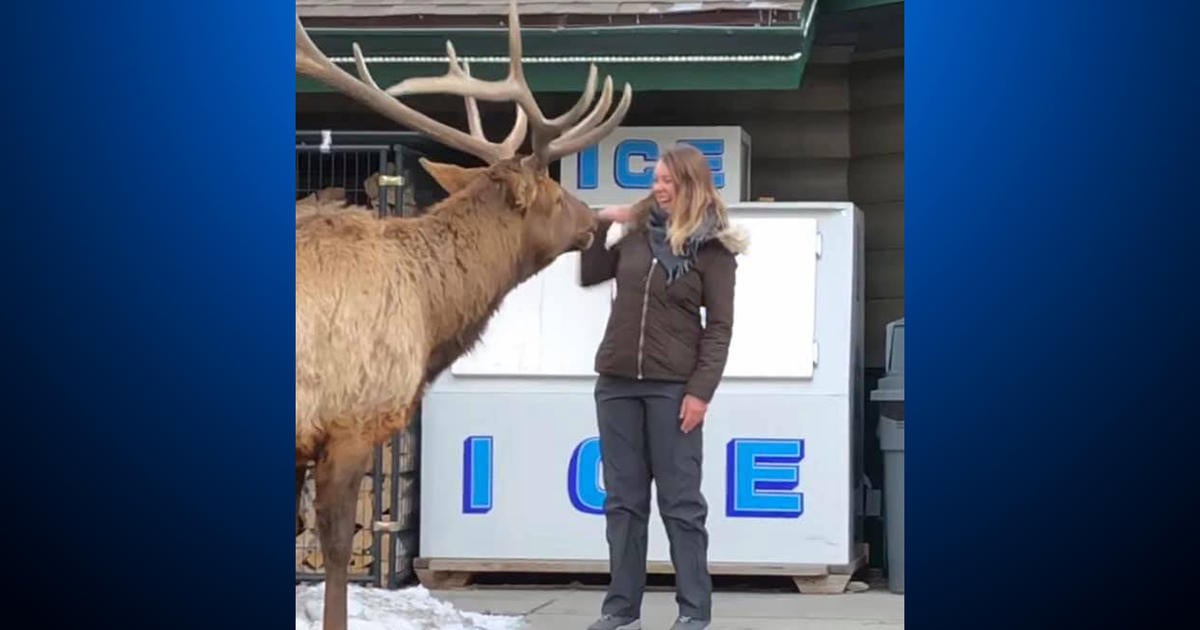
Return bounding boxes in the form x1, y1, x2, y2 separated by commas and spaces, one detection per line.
433, 586, 904, 629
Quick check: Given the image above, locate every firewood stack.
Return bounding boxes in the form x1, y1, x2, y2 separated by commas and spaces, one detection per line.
295, 422, 420, 583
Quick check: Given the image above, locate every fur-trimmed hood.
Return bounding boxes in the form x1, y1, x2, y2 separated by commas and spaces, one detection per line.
604, 195, 750, 255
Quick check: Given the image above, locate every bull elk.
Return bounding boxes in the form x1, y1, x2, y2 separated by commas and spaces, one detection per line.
295, 1, 632, 628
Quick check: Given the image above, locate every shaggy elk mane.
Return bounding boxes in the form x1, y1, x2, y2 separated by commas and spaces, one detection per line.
294, 2, 634, 629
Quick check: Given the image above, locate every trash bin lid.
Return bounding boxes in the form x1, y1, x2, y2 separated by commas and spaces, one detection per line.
870, 373, 904, 402
870, 389, 904, 402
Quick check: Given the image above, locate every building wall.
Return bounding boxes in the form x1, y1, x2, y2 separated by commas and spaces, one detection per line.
296, 46, 903, 367
850, 52, 904, 369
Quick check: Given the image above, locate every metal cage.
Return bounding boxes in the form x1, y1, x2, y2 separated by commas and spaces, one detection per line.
294, 131, 437, 588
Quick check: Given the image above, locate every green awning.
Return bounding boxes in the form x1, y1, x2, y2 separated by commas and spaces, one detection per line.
821, 0, 903, 13
298, 15, 818, 93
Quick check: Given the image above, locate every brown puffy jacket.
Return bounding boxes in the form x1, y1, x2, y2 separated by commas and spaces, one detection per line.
579, 197, 749, 402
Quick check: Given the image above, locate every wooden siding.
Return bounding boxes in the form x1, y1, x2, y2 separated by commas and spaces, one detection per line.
850, 54, 904, 367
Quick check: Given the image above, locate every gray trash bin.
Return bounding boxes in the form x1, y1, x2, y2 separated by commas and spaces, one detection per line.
870, 318, 904, 593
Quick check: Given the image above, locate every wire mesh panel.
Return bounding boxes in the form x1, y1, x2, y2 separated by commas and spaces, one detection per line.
295, 132, 429, 587
296, 131, 435, 219
296, 144, 390, 216
295, 430, 418, 586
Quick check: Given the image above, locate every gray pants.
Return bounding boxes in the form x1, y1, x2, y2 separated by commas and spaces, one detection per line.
594, 374, 712, 621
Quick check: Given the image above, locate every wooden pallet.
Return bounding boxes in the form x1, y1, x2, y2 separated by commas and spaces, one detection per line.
415, 544, 868, 595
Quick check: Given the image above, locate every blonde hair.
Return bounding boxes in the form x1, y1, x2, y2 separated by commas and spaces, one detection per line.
659, 144, 728, 255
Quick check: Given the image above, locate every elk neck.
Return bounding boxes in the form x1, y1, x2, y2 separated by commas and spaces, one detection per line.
410, 193, 528, 378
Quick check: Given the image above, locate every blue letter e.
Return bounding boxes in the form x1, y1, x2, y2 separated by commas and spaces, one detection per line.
726, 438, 804, 518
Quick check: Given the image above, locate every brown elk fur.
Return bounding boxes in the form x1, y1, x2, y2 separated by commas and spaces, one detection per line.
295, 187, 356, 219
296, 158, 593, 460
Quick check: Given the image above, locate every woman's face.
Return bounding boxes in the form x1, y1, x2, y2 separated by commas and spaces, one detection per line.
652, 160, 677, 211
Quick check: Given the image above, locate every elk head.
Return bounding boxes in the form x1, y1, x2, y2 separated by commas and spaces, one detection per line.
295, 0, 632, 263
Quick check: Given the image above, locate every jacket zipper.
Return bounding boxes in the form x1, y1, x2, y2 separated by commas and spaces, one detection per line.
637, 257, 657, 380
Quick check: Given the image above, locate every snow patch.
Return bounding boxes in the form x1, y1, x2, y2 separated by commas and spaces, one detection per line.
296, 583, 526, 630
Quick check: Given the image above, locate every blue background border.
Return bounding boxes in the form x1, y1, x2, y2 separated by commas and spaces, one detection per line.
3, 1, 1198, 627
908, 1, 1199, 627
4, 2, 294, 627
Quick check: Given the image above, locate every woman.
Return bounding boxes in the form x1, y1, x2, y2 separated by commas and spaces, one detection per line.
579, 144, 747, 630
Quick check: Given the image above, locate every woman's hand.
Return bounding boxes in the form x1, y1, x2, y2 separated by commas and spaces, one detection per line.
597, 204, 635, 224
679, 394, 708, 433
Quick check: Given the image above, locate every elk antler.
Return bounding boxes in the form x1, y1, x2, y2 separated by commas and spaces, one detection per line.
459, 60, 529, 162
296, 0, 632, 167
297, 16, 528, 165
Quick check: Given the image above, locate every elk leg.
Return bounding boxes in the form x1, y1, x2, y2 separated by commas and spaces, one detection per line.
295, 464, 308, 536
314, 435, 372, 630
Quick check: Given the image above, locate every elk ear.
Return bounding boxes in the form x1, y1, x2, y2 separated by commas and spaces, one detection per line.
420, 158, 485, 194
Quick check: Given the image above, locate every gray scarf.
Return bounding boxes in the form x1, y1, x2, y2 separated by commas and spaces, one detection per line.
646, 203, 721, 285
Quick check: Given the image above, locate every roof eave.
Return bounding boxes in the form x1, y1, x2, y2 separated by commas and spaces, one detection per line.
296, 2, 822, 93
295, 9, 804, 29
